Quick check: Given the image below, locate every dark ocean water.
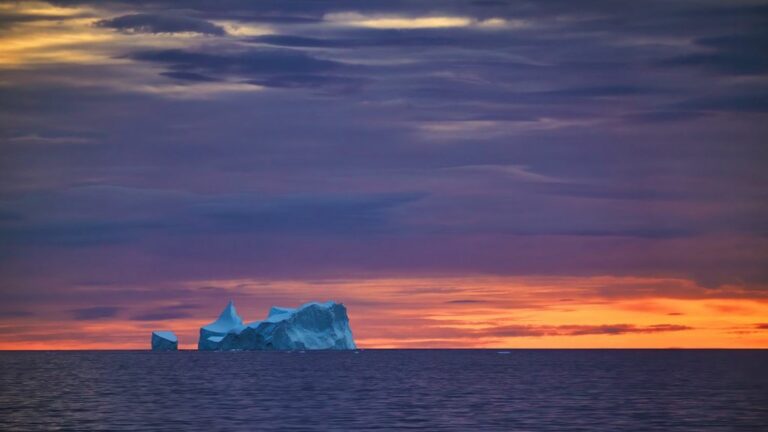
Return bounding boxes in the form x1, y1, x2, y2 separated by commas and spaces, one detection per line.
0, 350, 766, 431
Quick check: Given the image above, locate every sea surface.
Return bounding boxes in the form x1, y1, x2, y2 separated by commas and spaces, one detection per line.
0, 350, 766, 431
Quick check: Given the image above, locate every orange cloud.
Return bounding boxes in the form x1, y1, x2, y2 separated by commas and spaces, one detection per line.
1, 276, 767, 349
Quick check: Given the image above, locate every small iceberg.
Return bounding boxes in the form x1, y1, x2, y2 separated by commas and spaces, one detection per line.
151, 331, 178, 351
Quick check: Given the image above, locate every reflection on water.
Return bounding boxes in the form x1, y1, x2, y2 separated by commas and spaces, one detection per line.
0, 350, 766, 431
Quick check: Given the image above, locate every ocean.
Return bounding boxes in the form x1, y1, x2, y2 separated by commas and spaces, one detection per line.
1, 350, 766, 431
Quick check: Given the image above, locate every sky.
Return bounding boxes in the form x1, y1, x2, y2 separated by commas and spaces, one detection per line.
0, 0, 767, 349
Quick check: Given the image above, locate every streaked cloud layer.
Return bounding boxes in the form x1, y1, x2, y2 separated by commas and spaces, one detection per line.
0, 0, 766, 348
2, 276, 766, 349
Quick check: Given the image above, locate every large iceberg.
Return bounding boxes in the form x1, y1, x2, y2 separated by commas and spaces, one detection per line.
151, 331, 178, 351
198, 301, 356, 351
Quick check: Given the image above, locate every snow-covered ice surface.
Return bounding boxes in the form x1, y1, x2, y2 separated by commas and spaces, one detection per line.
151, 331, 178, 351
198, 301, 356, 351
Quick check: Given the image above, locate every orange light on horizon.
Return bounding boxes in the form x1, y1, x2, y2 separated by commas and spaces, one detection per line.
1, 276, 767, 350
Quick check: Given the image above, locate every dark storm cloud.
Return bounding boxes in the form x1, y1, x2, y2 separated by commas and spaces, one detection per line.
71, 306, 121, 320
96, 13, 226, 35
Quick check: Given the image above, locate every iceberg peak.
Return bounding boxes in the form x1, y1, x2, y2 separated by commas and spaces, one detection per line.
198, 300, 245, 350
203, 300, 243, 333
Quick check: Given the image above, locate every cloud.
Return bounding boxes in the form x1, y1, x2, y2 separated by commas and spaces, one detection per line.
159, 71, 219, 82
130, 310, 191, 320
251, 35, 367, 48
479, 323, 693, 337
444, 164, 562, 183
0, 310, 33, 318
538, 182, 691, 201
0, 219, 170, 247
130, 48, 341, 74
129, 48, 350, 89
622, 110, 706, 123
445, 299, 485, 304
129, 304, 197, 321
324, 12, 517, 30
325, 12, 472, 29
674, 93, 768, 113
660, 52, 768, 76
0, 1, 92, 20
96, 13, 225, 35
0, 16, 114, 66
562, 324, 692, 336
245, 74, 367, 93
1, 0, 767, 350
658, 31, 768, 75
190, 192, 424, 235
0, 186, 424, 246
5, 134, 95, 145
71, 306, 120, 320
250, 32, 494, 49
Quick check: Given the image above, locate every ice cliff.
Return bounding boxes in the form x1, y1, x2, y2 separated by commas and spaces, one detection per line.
198, 301, 356, 351
151, 331, 178, 351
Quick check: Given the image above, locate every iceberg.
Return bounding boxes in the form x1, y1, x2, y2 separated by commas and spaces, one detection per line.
198, 301, 356, 351
151, 331, 178, 351
198, 300, 244, 350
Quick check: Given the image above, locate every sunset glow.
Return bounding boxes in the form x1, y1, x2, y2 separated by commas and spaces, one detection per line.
2, 276, 766, 349
1, 1, 766, 350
